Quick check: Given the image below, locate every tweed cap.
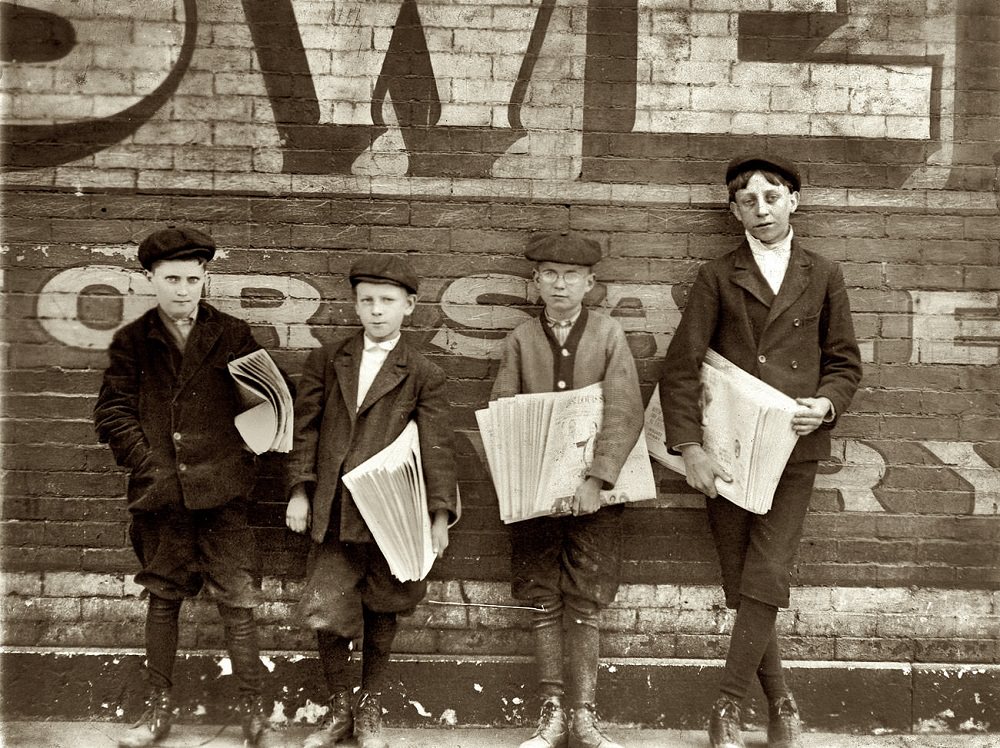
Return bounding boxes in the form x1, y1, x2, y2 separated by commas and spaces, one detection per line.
137, 226, 216, 270
524, 231, 601, 267
725, 154, 801, 193
349, 254, 419, 295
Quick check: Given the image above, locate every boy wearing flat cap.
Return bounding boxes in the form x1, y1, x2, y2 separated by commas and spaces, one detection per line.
491, 232, 643, 748
285, 255, 457, 748
659, 155, 861, 748
94, 226, 275, 747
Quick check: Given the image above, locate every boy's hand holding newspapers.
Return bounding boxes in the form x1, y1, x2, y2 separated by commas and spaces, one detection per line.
285, 485, 311, 534
679, 444, 732, 499
431, 509, 450, 557
573, 476, 603, 515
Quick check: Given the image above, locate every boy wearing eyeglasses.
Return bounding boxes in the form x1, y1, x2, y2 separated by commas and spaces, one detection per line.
491, 232, 644, 748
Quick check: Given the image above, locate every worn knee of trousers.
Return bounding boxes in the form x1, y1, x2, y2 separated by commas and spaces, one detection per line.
564, 596, 600, 631
217, 603, 264, 695
530, 596, 563, 631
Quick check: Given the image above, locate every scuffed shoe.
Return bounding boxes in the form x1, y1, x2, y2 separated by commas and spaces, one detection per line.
118, 688, 173, 748
353, 690, 388, 748
767, 693, 802, 748
519, 695, 568, 748
708, 696, 745, 748
303, 690, 353, 748
568, 703, 623, 748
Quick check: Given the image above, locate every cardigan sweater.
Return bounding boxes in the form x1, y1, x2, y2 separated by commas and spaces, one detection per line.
491, 308, 644, 489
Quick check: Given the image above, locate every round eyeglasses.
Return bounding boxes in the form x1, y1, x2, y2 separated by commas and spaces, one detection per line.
536, 269, 587, 285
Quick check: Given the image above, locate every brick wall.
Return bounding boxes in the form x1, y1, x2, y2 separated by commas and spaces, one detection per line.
2, 0, 999, 708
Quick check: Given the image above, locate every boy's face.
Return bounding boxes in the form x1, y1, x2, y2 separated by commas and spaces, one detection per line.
533, 261, 596, 319
730, 171, 799, 245
146, 258, 206, 320
353, 281, 416, 342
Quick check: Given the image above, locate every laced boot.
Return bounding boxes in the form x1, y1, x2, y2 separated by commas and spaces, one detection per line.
303, 690, 354, 748
519, 695, 568, 748
568, 703, 623, 748
118, 688, 173, 748
767, 693, 802, 748
353, 690, 388, 748
708, 696, 745, 748
238, 693, 272, 747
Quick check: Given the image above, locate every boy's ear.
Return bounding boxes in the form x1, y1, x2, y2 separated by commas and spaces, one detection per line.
405, 293, 418, 314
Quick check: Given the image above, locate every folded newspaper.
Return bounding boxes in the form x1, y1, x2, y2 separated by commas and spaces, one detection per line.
644, 349, 799, 514
341, 421, 436, 582
227, 349, 294, 454
477, 382, 658, 523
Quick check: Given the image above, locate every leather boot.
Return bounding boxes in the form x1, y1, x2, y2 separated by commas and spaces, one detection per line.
708, 696, 745, 748
767, 693, 802, 748
303, 690, 353, 748
239, 692, 272, 747
353, 690, 388, 748
118, 688, 173, 748
569, 703, 623, 748
519, 695, 568, 748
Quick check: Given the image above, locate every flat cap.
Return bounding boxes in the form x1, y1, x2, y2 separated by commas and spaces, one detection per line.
138, 226, 216, 270
725, 154, 801, 193
524, 231, 602, 267
349, 254, 419, 295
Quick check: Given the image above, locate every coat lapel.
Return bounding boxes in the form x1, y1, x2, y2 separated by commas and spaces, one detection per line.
177, 303, 223, 391
358, 340, 408, 415
729, 241, 774, 309
334, 334, 363, 423
765, 242, 812, 329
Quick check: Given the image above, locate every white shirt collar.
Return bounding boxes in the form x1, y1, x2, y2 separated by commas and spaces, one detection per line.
363, 334, 400, 352
544, 309, 581, 328
745, 226, 793, 257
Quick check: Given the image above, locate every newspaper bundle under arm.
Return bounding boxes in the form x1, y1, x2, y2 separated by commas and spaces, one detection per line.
341, 421, 438, 583
644, 349, 799, 514
477, 382, 658, 523
227, 349, 294, 454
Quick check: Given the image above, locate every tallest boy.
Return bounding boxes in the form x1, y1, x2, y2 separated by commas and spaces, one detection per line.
659, 155, 862, 748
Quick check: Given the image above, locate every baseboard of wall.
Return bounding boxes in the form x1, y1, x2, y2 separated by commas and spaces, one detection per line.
1, 649, 995, 734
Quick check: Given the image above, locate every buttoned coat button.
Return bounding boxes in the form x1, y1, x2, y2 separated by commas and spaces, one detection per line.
561, 349, 570, 357
791, 360, 798, 369
173, 432, 182, 442
758, 354, 767, 364
557, 380, 566, 389
793, 318, 801, 327
178, 463, 187, 472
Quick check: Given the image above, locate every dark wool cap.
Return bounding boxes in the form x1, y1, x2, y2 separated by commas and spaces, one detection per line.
137, 226, 216, 270
726, 154, 801, 193
349, 255, 420, 295
524, 231, 602, 267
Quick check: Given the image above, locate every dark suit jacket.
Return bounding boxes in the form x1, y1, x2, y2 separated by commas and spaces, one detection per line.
286, 331, 458, 545
660, 239, 862, 463
94, 302, 261, 511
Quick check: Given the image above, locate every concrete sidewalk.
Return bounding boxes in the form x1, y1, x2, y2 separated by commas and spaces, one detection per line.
2, 722, 996, 748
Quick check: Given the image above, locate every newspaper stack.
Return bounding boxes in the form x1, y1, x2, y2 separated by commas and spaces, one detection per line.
645, 349, 799, 514
341, 421, 435, 582
476, 382, 658, 524
228, 349, 294, 454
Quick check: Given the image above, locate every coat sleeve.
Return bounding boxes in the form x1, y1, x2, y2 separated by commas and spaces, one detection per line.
415, 364, 458, 521
659, 263, 719, 451
94, 328, 149, 472
588, 321, 644, 489
816, 263, 863, 425
490, 329, 523, 400
285, 345, 329, 495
